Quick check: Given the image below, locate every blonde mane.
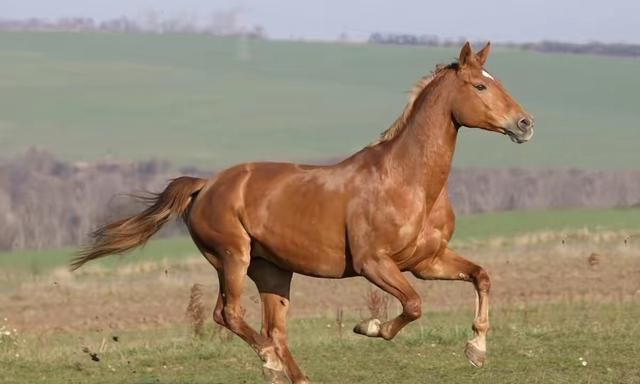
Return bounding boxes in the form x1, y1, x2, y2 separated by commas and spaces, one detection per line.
369, 63, 457, 147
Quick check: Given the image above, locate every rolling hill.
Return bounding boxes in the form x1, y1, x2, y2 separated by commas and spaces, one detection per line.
0, 32, 638, 169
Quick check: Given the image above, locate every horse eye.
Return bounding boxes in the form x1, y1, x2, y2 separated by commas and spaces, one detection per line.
474, 84, 487, 91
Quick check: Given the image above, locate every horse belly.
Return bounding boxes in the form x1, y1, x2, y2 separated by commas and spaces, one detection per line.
251, 238, 353, 278
243, 176, 352, 278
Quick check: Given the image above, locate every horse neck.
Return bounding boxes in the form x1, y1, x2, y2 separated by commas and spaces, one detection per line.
387, 74, 458, 207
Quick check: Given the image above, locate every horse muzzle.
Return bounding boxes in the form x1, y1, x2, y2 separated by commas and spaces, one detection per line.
505, 115, 535, 144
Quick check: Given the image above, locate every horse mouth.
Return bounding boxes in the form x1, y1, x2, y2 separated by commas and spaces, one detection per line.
504, 128, 534, 144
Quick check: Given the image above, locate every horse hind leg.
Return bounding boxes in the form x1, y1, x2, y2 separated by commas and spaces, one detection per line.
204, 238, 284, 381
196, 250, 227, 328
205, 260, 286, 383
249, 257, 308, 384
212, 272, 226, 328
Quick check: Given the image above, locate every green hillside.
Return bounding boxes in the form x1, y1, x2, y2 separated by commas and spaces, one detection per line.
0, 32, 638, 169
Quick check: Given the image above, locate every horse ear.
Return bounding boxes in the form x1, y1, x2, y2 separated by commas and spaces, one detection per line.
476, 42, 491, 66
458, 42, 473, 67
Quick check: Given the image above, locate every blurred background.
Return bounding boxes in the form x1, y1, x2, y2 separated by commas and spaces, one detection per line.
0, 1, 639, 383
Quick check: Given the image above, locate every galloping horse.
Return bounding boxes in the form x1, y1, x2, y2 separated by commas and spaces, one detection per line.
72, 42, 534, 383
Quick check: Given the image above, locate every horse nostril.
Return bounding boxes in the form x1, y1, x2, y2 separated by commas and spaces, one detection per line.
517, 117, 531, 132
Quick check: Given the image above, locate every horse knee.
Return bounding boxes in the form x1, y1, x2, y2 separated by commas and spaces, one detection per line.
404, 298, 422, 320
472, 267, 491, 293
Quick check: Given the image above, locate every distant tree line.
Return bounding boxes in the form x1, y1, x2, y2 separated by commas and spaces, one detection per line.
2, 16, 640, 58
0, 13, 267, 39
369, 33, 640, 58
0, 150, 205, 251
0, 149, 639, 252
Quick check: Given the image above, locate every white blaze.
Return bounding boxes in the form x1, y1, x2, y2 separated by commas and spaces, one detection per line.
482, 70, 494, 80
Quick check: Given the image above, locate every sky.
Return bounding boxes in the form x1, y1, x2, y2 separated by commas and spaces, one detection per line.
2, 0, 640, 43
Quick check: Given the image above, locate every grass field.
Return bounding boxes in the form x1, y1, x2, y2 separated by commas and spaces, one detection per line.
453, 207, 640, 241
1, 32, 639, 169
2, 303, 639, 384
2, 212, 639, 383
1, 207, 638, 273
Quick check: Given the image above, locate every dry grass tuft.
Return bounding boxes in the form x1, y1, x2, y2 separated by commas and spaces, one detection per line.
335, 307, 344, 339
587, 252, 601, 267
366, 287, 390, 321
185, 283, 206, 338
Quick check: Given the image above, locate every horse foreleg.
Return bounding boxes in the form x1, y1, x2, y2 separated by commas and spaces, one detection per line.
353, 256, 422, 340
411, 248, 491, 367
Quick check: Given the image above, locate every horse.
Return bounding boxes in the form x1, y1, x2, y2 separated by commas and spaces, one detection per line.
71, 42, 534, 383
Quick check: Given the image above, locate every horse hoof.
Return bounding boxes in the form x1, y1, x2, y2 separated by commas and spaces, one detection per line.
262, 366, 289, 384
353, 318, 381, 337
464, 341, 486, 368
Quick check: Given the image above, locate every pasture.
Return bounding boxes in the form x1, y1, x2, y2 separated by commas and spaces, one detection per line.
2, 304, 639, 383
1, 209, 639, 383
1, 32, 639, 169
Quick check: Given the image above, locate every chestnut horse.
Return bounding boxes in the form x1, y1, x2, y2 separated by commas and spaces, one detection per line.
72, 42, 534, 383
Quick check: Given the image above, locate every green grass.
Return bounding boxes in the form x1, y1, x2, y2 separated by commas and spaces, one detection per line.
0, 237, 199, 274
1, 207, 638, 273
453, 207, 640, 241
1, 302, 638, 383
0, 32, 639, 169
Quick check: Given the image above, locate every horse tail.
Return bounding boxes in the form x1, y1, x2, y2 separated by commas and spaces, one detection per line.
70, 176, 206, 271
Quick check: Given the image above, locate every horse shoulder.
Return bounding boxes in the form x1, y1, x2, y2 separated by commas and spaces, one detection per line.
402, 190, 456, 268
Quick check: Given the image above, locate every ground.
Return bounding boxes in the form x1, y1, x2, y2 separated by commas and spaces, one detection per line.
1, 226, 639, 383
2, 304, 639, 384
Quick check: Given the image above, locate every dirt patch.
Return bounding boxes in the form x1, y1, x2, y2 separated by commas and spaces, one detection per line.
1, 238, 639, 334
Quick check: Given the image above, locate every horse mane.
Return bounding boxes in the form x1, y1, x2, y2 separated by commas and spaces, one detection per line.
368, 62, 459, 147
